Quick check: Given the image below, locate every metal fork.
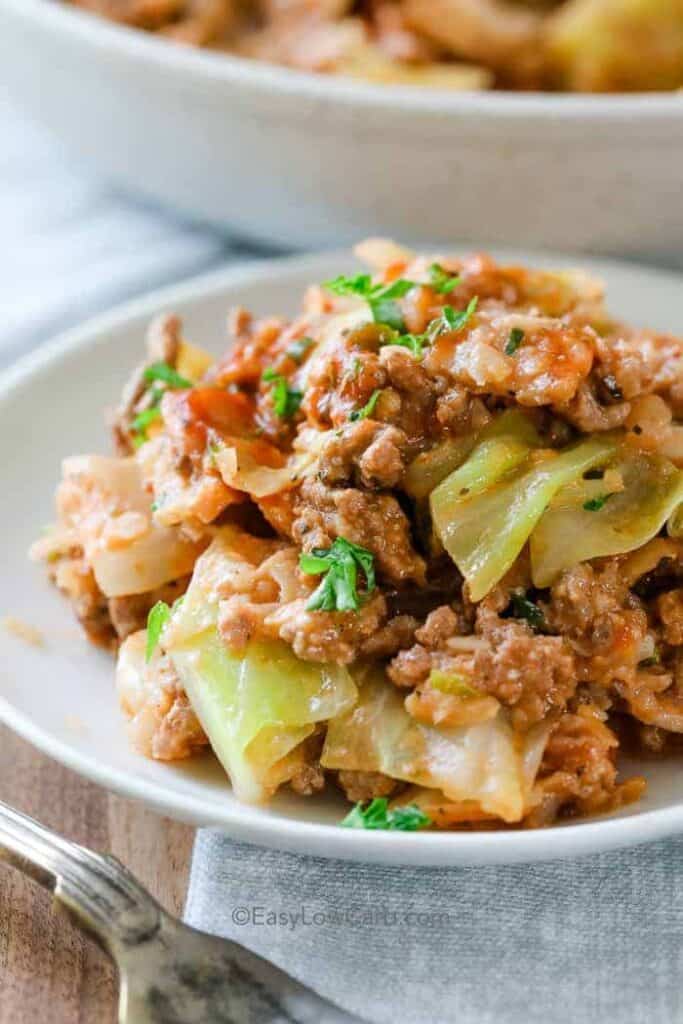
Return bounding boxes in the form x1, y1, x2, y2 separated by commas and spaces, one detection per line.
0, 799, 359, 1024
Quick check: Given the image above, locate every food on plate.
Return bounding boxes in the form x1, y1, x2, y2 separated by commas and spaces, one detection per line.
32, 239, 683, 830
63, 0, 683, 93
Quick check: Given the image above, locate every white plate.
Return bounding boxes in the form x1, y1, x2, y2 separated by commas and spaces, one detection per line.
1, 0, 683, 261
1, 248, 683, 866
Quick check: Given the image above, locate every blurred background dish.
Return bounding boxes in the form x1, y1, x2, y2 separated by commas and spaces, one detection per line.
60, 0, 683, 94
1, 0, 683, 258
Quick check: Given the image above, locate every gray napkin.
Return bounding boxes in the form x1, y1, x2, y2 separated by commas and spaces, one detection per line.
185, 831, 683, 1024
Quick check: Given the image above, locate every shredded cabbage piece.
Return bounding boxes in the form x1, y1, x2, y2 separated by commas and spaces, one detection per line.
322, 670, 548, 823
163, 531, 357, 802
431, 412, 618, 601
531, 451, 683, 586
59, 455, 204, 597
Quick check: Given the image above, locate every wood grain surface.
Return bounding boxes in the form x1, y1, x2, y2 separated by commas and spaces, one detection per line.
0, 724, 195, 1023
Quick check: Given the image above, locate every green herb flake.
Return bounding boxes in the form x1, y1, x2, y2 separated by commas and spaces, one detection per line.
583, 494, 611, 512
349, 389, 382, 422
441, 296, 479, 333
324, 273, 417, 332
131, 404, 163, 447
429, 263, 461, 295
508, 592, 546, 632
262, 368, 304, 419
342, 797, 431, 831
505, 327, 525, 356
143, 362, 193, 390
145, 600, 171, 661
428, 669, 479, 698
639, 649, 660, 669
287, 336, 315, 364
300, 536, 376, 613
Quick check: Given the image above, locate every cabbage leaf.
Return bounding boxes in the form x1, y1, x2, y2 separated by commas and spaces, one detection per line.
321, 670, 548, 823
164, 530, 357, 802
531, 451, 683, 586
431, 415, 618, 601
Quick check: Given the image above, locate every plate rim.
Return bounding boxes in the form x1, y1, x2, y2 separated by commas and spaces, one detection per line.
5, 0, 683, 120
3, 246, 683, 866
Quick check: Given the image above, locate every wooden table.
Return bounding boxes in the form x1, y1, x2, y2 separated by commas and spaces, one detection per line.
0, 724, 195, 1023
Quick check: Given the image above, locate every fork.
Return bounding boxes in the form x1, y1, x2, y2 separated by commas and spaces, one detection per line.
0, 799, 359, 1024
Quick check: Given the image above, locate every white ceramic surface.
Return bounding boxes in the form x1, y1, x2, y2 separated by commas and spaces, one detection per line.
1, 248, 683, 866
2, 0, 683, 260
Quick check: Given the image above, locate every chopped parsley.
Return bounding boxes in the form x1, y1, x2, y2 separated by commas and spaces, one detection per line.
440, 296, 479, 333
429, 263, 461, 295
508, 592, 546, 632
639, 649, 660, 669
350, 389, 382, 422
146, 596, 184, 661
287, 336, 314, 364
505, 327, 525, 356
131, 404, 163, 448
583, 494, 611, 512
342, 797, 431, 832
300, 537, 375, 613
324, 273, 416, 331
132, 362, 192, 447
145, 601, 171, 661
143, 362, 192, 390
428, 669, 479, 698
262, 368, 303, 419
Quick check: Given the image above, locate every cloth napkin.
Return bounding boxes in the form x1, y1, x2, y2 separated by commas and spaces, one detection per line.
4, 98, 682, 1024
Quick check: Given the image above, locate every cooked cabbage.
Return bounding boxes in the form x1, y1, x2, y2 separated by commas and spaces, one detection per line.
531, 451, 683, 586
163, 530, 357, 802
59, 455, 204, 597
322, 670, 550, 822
431, 415, 618, 601
213, 427, 326, 500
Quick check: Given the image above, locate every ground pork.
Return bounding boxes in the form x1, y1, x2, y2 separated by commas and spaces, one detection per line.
337, 770, 399, 803
526, 706, 644, 825
657, 589, 683, 645
267, 592, 388, 664
293, 478, 426, 587
425, 310, 596, 411
317, 419, 409, 489
473, 619, 577, 730
547, 560, 649, 687
116, 632, 209, 761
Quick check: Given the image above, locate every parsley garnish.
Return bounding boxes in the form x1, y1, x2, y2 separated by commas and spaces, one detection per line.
429, 263, 461, 295
262, 368, 303, 419
350, 389, 382, 422
143, 362, 192, 390
287, 336, 314, 364
342, 797, 431, 831
131, 404, 163, 448
440, 297, 479, 333
505, 327, 525, 356
132, 362, 191, 446
583, 494, 611, 512
324, 273, 416, 331
300, 537, 375, 613
146, 596, 184, 661
508, 592, 546, 632
146, 601, 171, 661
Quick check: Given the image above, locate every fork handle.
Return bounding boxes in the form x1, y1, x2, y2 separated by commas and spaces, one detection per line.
0, 799, 160, 950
